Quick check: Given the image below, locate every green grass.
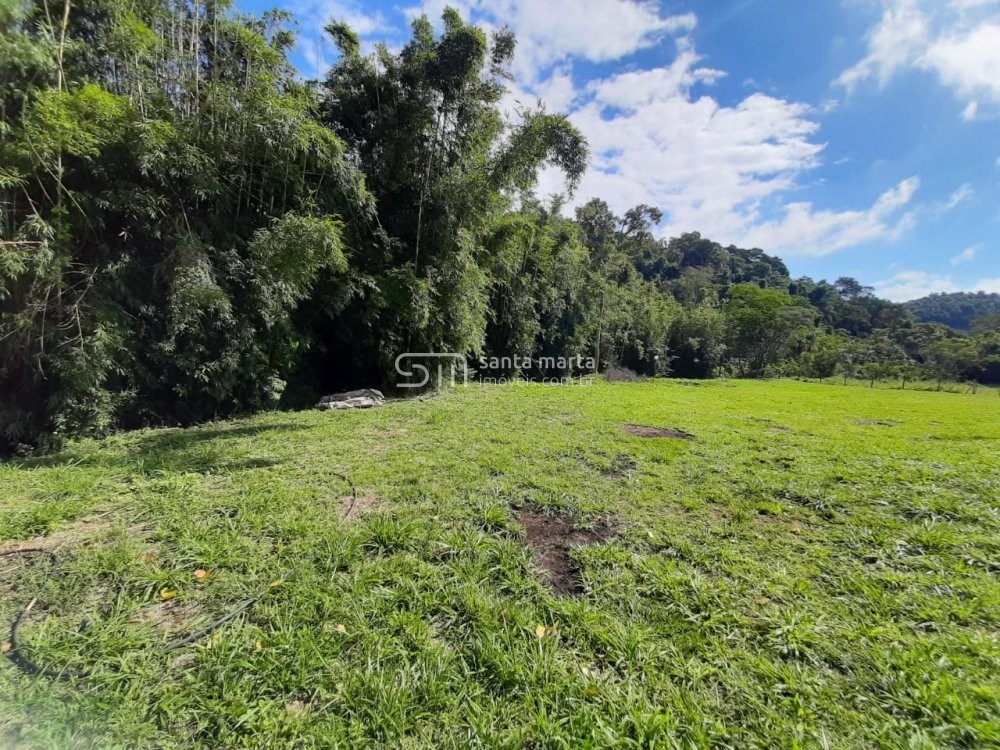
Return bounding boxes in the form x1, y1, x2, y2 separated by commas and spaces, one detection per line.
1, 379, 998, 749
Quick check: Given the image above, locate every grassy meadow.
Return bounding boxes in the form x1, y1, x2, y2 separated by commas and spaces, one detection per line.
1, 379, 998, 748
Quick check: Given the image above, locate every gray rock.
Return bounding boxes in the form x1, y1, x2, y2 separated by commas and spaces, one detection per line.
315, 389, 385, 410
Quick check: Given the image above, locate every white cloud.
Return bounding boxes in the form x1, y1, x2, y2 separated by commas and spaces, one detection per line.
925, 182, 974, 218
838, 0, 930, 92
315, 1, 933, 257
874, 268, 1000, 300
405, 0, 696, 83
542, 45, 919, 256
740, 178, 919, 256
943, 183, 973, 210
451, 3, 926, 257
924, 22, 1000, 105
838, 1, 1000, 117
951, 243, 980, 265
875, 270, 958, 301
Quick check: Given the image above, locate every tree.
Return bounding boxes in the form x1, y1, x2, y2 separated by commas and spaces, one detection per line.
923, 338, 975, 390
855, 332, 907, 387
802, 335, 848, 381
724, 285, 816, 377
1, 0, 366, 450
315, 9, 588, 385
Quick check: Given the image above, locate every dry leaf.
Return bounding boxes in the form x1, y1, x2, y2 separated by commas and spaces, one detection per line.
534, 623, 546, 639
545, 623, 558, 637
255, 640, 264, 652
159, 588, 177, 600
269, 579, 283, 588
1, 641, 11, 654
335, 623, 347, 634
193, 569, 212, 581
141, 551, 157, 564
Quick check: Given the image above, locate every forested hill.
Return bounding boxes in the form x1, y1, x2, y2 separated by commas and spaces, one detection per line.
903, 292, 1000, 330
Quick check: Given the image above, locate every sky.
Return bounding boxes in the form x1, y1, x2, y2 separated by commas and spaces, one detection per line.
242, 0, 1000, 301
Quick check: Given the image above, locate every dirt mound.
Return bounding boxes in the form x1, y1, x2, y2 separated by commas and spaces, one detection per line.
517, 509, 617, 595
622, 424, 694, 439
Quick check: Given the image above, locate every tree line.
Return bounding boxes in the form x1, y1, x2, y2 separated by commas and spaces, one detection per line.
2, 1, 998, 453
903, 292, 1000, 331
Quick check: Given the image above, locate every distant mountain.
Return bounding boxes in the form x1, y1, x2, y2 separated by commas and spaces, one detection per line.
903, 292, 1000, 330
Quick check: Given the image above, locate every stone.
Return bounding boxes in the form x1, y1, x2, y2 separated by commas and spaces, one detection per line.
315, 389, 385, 410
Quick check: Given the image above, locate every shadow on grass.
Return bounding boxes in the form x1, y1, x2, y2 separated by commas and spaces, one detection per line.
11, 422, 303, 475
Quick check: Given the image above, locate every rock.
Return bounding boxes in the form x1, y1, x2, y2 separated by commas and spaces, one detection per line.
315, 389, 385, 410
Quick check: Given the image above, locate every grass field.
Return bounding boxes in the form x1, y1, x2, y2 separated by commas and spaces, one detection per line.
1, 380, 998, 748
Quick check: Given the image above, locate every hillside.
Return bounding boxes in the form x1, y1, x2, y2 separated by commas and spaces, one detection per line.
904, 291, 1000, 330
2, 380, 998, 748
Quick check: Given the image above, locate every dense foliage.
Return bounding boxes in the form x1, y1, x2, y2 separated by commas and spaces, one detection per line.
904, 291, 1000, 330
1, 1, 996, 453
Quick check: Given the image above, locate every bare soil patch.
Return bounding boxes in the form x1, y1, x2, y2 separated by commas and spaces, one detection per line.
340, 492, 381, 518
134, 598, 203, 635
623, 424, 695, 439
601, 454, 637, 478
516, 508, 618, 595
0, 515, 113, 554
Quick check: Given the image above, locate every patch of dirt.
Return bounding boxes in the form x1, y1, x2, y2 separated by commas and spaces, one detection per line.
516, 508, 618, 596
340, 492, 381, 518
0, 515, 113, 554
285, 699, 312, 716
601, 454, 637, 478
134, 598, 202, 632
623, 424, 695, 439
770, 426, 793, 434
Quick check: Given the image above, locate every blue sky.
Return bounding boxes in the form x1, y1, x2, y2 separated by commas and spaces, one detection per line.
243, 0, 1000, 300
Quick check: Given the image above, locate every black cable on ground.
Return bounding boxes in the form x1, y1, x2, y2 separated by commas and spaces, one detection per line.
3, 470, 359, 680
331, 471, 358, 520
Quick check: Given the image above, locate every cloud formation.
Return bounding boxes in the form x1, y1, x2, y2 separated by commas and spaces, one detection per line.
875, 269, 1000, 301
313, 0, 948, 257
950, 244, 979, 265
838, 0, 1000, 119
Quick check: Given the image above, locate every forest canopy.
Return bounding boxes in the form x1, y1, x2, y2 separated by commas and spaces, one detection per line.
903, 292, 1000, 330
1, 0, 997, 454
